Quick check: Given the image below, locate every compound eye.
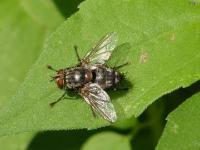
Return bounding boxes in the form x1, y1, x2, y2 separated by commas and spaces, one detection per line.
56, 78, 64, 89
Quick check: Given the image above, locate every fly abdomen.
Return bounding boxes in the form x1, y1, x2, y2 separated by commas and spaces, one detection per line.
94, 67, 122, 89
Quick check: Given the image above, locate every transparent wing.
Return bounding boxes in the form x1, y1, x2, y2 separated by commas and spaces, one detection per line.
80, 83, 117, 122
82, 32, 118, 66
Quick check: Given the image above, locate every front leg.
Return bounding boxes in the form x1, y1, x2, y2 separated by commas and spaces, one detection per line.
49, 91, 67, 107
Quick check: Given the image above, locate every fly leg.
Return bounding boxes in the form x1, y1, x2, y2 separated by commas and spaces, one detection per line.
113, 62, 129, 70
74, 45, 81, 62
49, 91, 67, 107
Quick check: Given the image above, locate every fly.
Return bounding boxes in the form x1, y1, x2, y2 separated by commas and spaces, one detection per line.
47, 33, 128, 122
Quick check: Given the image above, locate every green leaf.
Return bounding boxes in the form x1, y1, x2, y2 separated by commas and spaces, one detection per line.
82, 132, 131, 150
0, 0, 63, 108
156, 92, 200, 150
112, 116, 137, 130
0, 133, 34, 150
0, 0, 64, 147
0, 0, 199, 135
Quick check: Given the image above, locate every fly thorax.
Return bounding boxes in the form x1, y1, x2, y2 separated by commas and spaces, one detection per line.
65, 67, 92, 88
74, 71, 82, 82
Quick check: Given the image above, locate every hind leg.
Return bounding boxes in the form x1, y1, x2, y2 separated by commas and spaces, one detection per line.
113, 62, 129, 70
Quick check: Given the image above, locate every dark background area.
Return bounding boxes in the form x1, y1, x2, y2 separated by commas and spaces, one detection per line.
53, 0, 84, 19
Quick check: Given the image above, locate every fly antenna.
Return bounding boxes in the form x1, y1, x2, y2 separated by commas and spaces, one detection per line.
47, 65, 58, 72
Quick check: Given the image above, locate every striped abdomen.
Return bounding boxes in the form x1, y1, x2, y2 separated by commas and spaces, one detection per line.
93, 67, 122, 89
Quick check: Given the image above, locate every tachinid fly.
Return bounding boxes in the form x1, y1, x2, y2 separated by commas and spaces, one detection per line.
48, 33, 127, 123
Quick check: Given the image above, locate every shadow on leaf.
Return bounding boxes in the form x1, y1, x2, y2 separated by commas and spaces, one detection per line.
26, 130, 94, 150
53, 0, 85, 18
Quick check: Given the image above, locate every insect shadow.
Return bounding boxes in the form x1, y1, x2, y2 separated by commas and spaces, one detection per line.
106, 42, 133, 100
107, 79, 133, 100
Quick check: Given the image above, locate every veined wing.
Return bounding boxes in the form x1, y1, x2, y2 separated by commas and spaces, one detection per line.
80, 83, 117, 122
82, 32, 118, 66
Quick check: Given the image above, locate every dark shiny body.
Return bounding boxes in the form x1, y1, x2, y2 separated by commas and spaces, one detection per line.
64, 67, 92, 89
93, 66, 122, 89
48, 33, 125, 122
61, 66, 122, 90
